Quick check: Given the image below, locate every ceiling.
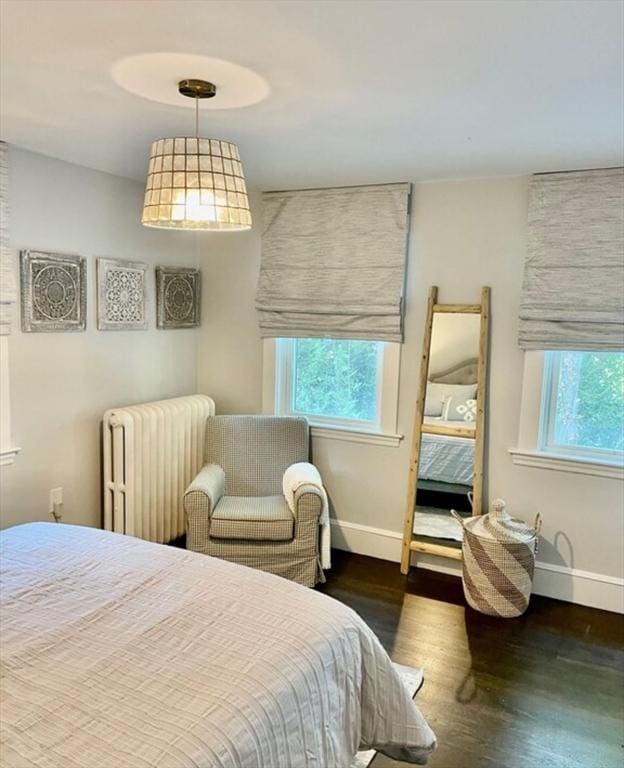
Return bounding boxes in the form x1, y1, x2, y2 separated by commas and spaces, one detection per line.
1, 0, 623, 190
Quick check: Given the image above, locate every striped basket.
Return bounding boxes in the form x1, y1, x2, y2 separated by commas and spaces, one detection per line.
452, 500, 541, 618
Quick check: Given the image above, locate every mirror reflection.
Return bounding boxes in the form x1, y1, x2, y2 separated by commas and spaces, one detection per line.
413, 312, 481, 548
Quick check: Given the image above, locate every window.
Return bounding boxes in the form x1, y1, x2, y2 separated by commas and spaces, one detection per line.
278, 338, 381, 428
0, 337, 20, 466
539, 351, 624, 465
268, 337, 402, 445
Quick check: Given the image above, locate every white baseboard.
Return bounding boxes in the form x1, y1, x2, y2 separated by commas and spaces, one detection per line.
532, 562, 624, 614
330, 519, 403, 563
329, 519, 624, 614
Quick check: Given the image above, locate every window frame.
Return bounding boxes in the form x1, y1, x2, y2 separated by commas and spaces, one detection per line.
262, 338, 403, 447
0, 336, 20, 467
276, 337, 384, 432
510, 350, 624, 479
538, 350, 624, 466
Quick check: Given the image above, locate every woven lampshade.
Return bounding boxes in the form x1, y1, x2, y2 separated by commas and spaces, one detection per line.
141, 137, 252, 230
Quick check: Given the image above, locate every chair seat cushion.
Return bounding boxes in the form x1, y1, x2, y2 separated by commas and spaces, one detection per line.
210, 496, 295, 542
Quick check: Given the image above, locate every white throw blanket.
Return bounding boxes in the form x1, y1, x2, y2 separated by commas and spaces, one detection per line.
283, 461, 331, 569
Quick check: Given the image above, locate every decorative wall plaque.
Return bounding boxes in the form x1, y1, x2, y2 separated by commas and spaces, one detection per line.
20, 250, 86, 332
155, 266, 201, 329
97, 257, 148, 330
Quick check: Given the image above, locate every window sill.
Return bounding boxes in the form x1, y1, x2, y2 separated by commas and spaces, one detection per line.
509, 448, 624, 480
0, 447, 21, 467
310, 424, 403, 447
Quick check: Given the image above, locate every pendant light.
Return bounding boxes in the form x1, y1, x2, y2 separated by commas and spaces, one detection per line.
141, 79, 252, 231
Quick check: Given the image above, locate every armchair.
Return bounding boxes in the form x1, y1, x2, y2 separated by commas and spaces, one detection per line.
184, 415, 328, 587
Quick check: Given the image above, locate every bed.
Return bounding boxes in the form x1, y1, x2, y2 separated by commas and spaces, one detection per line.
419, 418, 475, 486
0, 523, 436, 768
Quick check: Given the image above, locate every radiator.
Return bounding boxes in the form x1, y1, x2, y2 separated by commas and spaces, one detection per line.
103, 394, 215, 543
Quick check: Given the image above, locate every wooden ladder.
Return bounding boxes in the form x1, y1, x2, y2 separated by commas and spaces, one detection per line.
400, 286, 490, 574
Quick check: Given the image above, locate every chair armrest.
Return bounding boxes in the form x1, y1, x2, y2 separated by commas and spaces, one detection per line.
293, 486, 324, 524
283, 462, 326, 522
184, 463, 225, 516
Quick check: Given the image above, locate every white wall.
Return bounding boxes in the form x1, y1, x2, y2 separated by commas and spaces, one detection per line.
429, 313, 481, 375
196, 191, 264, 415
0, 147, 199, 530
196, 176, 624, 609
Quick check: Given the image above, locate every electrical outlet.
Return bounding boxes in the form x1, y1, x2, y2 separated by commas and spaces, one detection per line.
49, 487, 63, 521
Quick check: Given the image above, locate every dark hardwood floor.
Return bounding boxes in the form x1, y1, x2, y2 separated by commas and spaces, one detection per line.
319, 550, 624, 768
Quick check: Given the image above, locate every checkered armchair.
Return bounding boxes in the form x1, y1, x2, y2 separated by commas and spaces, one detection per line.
184, 415, 325, 587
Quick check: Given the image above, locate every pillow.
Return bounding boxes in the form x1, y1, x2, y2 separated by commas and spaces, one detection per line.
424, 393, 445, 417
425, 383, 477, 418
444, 396, 477, 422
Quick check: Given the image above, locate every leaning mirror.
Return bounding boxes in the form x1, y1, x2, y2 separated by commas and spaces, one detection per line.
401, 287, 490, 573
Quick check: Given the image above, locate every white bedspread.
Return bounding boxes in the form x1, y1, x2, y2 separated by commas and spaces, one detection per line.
0, 523, 435, 768
419, 431, 474, 486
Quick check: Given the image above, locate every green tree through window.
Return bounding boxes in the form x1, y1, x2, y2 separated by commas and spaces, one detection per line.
551, 351, 624, 453
292, 338, 381, 422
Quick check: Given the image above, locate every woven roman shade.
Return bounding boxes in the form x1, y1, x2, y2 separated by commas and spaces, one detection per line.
256, 183, 411, 341
518, 168, 624, 350
0, 141, 16, 335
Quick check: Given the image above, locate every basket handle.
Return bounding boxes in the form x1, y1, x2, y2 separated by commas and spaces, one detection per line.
531, 513, 542, 556
450, 510, 466, 527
